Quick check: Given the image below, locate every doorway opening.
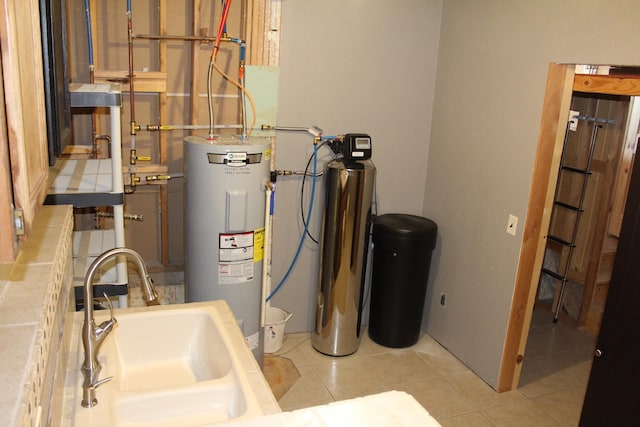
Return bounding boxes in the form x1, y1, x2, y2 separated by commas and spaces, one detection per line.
498, 63, 640, 392
536, 91, 631, 330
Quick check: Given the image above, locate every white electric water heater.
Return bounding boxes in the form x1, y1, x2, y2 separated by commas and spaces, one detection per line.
184, 135, 271, 364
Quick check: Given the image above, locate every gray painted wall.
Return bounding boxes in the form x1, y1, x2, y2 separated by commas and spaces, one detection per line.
271, 0, 640, 390
271, 0, 442, 331
423, 0, 640, 388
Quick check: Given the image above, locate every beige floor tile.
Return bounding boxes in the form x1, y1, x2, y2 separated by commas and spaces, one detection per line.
529, 308, 554, 328
446, 371, 526, 409
371, 350, 441, 385
312, 350, 439, 400
524, 347, 593, 377
277, 365, 334, 408
276, 331, 310, 353
298, 339, 352, 365
394, 376, 477, 419
276, 310, 590, 426
358, 331, 398, 355
560, 358, 592, 387
439, 411, 496, 427
518, 371, 575, 400
272, 332, 312, 369
519, 344, 593, 397
524, 318, 595, 359
532, 386, 585, 427
482, 399, 563, 427
279, 397, 336, 412
311, 354, 391, 399
411, 334, 472, 378
411, 332, 451, 355
417, 347, 473, 378
518, 354, 590, 399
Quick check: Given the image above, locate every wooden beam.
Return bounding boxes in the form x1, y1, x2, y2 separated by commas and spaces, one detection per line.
246, 0, 280, 66
90, 0, 101, 158
577, 101, 628, 328
0, 0, 49, 241
94, 70, 167, 93
0, 49, 17, 261
574, 74, 640, 96
90, 0, 98, 70
122, 164, 169, 186
609, 99, 640, 237
246, 0, 263, 65
159, 3, 167, 164
189, 0, 201, 134
159, 0, 169, 265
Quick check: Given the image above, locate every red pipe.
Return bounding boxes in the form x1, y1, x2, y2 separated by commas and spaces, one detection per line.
211, 0, 232, 61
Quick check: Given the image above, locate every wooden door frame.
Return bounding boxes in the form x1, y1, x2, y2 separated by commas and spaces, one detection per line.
498, 64, 640, 391
497, 63, 575, 391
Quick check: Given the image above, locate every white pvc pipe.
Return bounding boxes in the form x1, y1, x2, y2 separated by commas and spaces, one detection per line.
261, 183, 273, 328
110, 104, 128, 308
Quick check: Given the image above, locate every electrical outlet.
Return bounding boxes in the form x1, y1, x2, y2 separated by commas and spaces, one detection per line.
506, 214, 518, 236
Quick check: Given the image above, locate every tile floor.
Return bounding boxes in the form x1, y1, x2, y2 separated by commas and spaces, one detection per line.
272, 308, 596, 426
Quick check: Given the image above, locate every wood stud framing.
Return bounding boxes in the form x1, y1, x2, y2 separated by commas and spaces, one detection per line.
83, 0, 280, 266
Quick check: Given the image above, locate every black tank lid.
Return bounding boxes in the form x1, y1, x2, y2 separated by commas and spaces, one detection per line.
373, 214, 438, 243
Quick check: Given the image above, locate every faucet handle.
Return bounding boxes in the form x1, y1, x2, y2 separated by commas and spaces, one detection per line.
95, 293, 117, 338
92, 376, 113, 389
102, 292, 116, 322
81, 375, 114, 408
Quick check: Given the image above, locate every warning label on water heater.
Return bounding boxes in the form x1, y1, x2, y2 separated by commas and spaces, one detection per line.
219, 232, 254, 284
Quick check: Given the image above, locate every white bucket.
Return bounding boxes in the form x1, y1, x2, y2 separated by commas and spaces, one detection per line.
264, 307, 292, 353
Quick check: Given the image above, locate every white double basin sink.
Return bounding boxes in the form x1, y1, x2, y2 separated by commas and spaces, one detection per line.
63, 301, 279, 426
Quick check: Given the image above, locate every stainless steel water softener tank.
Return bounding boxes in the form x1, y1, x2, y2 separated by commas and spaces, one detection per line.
184, 135, 270, 364
311, 159, 376, 356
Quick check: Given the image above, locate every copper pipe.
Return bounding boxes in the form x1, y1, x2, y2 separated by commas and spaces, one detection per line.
90, 67, 98, 158
127, 8, 136, 133
134, 33, 216, 42
126, 5, 137, 195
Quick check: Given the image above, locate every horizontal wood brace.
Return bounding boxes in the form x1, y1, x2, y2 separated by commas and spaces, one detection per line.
574, 74, 640, 96
94, 70, 167, 93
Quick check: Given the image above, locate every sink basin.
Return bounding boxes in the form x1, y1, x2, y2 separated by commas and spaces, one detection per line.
68, 301, 276, 426
112, 309, 230, 391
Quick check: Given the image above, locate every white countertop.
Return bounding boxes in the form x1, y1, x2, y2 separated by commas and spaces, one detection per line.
220, 390, 441, 427
0, 206, 74, 427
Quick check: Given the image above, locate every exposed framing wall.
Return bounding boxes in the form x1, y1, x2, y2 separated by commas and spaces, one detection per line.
65, 0, 280, 269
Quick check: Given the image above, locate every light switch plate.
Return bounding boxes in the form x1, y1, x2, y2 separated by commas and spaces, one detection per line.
507, 214, 518, 236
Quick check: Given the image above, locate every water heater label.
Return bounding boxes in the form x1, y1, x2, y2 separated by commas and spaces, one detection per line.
253, 227, 265, 262
220, 232, 254, 252
219, 232, 255, 284
218, 261, 253, 284
246, 331, 260, 350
